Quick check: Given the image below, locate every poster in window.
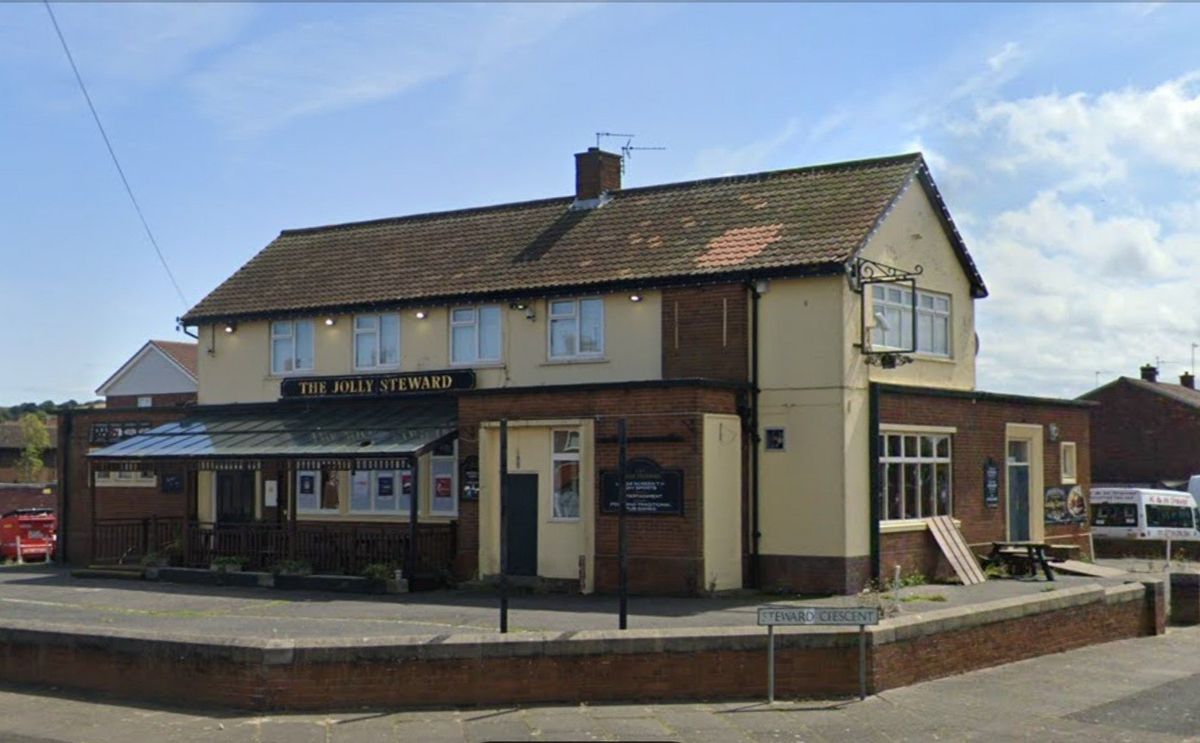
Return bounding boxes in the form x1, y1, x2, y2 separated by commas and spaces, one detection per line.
377, 473, 395, 498
299, 474, 315, 496
351, 471, 371, 511
433, 474, 454, 512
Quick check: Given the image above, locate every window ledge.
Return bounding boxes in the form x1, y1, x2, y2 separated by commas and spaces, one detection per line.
450, 361, 505, 370
880, 518, 962, 534
542, 357, 609, 367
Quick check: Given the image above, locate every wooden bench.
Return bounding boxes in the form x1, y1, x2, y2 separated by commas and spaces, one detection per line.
986, 541, 1055, 581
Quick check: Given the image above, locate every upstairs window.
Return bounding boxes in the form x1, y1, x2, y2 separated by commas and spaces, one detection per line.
871, 286, 951, 357
549, 298, 604, 359
271, 320, 314, 375
451, 305, 502, 365
354, 314, 400, 369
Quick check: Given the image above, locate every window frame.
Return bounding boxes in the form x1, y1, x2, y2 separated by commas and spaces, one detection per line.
136, 396, 152, 408
270, 320, 315, 376
878, 431, 953, 521
347, 469, 412, 515
548, 297, 605, 360
352, 313, 401, 371
1060, 441, 1078, 485
429, 443, 458, 517
550, 428, 582, 521
449, 305, 503, 366
870, 286, 952, 358
296, 469, 340, 514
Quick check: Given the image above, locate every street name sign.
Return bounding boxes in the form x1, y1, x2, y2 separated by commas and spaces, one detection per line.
757, 606, 880, 627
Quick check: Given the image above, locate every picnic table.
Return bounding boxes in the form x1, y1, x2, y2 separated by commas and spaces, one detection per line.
986, 541, 1055, 581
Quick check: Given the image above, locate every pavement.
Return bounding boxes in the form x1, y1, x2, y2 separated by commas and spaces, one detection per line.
0, 624, 1198, 741
0, 564, 1136, 641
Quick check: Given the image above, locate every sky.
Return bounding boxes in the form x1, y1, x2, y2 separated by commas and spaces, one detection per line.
2, 2, 1198, 405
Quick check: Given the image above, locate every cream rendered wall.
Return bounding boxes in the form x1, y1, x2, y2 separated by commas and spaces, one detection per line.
477, 420, 595, 592
197, 293, 662, 404
756, 277, 851, 558
702, 414, 742, 591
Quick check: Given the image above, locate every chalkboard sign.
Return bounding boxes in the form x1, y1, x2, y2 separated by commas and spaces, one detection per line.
460, 455, 479, 501
984, 459, 1000, 508
601, 458, 684, 515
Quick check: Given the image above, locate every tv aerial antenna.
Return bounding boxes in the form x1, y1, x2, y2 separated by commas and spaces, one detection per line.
595, 132, 666, 174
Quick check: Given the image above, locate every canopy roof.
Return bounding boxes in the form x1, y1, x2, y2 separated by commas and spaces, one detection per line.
88, 399, 455, 466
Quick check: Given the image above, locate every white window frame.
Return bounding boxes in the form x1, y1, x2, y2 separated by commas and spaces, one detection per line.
353, 313, 401, 371
551, 429, 582, 521
429, 444, 458, 517
1061, 441, 1078, 485
348, 469, 412, 514
296, 470, 339, 514
870, 286, 951, 357
548, 298, 605, 360
271, 320, 315, 376
136, 396, 152, 408
878, 432, 953, 521
95, 471, 157, 488
450, 305, 503, 366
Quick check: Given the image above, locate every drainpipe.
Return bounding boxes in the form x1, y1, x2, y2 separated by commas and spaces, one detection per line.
58, 410, 71, 564
868, 382, 881, 585
749, 281, 763, 588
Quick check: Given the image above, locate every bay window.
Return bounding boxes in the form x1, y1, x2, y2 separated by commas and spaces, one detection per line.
549, 298, 604, 359
271, 320, 314, 375
450, 305, 502, 365
354, 314, 401, 369
878, 432, 952, 520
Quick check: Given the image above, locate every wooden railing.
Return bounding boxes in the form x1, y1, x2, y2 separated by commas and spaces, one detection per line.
183, 521, 457, 577
92, 517, 185, 565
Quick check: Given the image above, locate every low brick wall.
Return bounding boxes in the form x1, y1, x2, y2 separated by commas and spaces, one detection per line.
0, 582, 1160, 711
1094, 537, 1200, 562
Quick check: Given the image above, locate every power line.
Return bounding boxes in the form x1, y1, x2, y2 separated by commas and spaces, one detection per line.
42, 0, 189, 309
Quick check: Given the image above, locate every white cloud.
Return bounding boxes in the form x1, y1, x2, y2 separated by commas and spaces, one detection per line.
692, 119, 800, 177
987, 41, 1022, 72
974, 71, 1200, 187
187, 5, 593, 136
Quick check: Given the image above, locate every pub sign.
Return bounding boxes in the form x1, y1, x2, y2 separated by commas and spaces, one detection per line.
984, 458, 1000, 508
281, 369, 475, 399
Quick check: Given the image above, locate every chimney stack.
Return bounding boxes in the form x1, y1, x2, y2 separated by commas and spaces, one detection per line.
1182, 372, 1195, 389
574, 148, 621, 202
1140, 364, 1159, 383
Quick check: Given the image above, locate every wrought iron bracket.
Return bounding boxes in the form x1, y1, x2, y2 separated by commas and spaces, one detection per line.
847, 257, 924, 365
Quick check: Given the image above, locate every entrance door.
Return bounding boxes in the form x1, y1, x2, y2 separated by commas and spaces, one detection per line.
216, 471, 255, 524
1007, 440, 1031, 541
505, 473, 538, 577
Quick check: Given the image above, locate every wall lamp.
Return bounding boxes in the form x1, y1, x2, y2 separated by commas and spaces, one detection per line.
629, 293, 643, 302
223, 322, 237, 334
323, 317, 335, 327
414, 310, 428, 320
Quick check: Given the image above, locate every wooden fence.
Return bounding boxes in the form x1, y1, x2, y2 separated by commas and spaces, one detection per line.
91, 517, 184, 565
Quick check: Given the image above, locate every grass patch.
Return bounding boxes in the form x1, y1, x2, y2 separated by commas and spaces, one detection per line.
899, 594, 947, 603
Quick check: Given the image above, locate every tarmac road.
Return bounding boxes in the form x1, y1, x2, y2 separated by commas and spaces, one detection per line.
2, 625, 1199, 742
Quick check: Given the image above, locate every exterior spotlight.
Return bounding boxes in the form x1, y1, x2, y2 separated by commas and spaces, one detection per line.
324, 317, 335, 326
629, 294, 642, 302
415, 310, 428, 320
223, 322, 237, 334
509, 302, 528, 311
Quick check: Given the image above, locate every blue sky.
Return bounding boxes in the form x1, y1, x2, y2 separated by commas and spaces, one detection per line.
2, 2, 1198, 404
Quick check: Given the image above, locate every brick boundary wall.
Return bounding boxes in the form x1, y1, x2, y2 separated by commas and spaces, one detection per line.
0, 484, 55, 514
0, 581, 1159, 711
1094, 537, 1200, 562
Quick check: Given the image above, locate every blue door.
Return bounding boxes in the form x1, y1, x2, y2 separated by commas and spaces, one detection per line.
1007, 440, 1031, 541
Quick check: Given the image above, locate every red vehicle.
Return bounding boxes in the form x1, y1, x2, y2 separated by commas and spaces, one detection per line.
0, 508, 56, 562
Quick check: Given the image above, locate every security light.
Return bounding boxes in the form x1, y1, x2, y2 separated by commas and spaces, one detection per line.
629, 294, 642, 302
415, 310, 428, 320
223, 322, 237, 334
324, 317, 335, 326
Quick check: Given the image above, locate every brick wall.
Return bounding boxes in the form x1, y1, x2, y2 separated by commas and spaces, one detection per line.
1082, 379, 1200, 483
57, 408, 188, 566
879, 387, 1093, 578
458, 384, 743, 594
106, 393, 197, 409
661, 284, 749, 382
0, 583, 1156, 711
0, 484, 55, 514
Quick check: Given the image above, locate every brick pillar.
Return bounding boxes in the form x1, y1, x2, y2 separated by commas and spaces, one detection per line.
1170, 573, 1200, 625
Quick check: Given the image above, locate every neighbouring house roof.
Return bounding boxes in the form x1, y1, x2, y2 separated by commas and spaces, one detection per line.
181, 153, 986, 324
1082, 376, 1200, 410
95, 340, 199, 397
0, 421, 58, 451
88, 399, 455, 462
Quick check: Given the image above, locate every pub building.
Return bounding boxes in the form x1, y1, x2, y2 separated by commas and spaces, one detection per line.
67, 149, 1092, 595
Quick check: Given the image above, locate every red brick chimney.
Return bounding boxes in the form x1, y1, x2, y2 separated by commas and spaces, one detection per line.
1140, 364, 1158, 383
1182, 372, 1195, 389
574, 148, 621, 201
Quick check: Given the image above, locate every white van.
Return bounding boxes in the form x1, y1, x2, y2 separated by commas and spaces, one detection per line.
1090, 487, 1200, 541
